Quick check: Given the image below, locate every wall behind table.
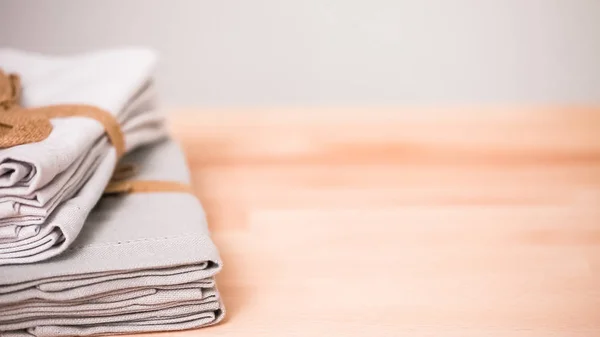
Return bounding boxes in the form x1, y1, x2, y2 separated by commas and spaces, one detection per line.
1, 0, 599, 108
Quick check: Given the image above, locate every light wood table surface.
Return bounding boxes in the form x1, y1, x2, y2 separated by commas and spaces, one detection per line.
162, 108, 599, 336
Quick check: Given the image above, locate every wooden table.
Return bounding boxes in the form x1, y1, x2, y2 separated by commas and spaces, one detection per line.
164, 108, 599, 336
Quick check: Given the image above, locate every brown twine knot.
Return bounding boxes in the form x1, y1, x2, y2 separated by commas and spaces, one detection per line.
0, 69, 53, 148
0, 68, 125, 158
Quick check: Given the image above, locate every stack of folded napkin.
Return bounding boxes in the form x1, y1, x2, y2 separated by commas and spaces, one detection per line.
0, 49, 224, 336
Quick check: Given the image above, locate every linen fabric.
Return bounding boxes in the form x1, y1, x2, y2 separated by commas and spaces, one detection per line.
0, 48, 167, 265
0, 139, 225, 336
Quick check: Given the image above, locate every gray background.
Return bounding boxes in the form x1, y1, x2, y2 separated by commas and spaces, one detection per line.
1, 0, 599, 107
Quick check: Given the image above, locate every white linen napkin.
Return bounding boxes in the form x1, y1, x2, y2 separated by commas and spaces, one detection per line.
0, 139, 225, 336
0, 48, 167, 265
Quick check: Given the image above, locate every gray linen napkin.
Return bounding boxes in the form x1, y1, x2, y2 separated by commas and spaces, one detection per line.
0, 48, 167, 264
0, 139, 225, 336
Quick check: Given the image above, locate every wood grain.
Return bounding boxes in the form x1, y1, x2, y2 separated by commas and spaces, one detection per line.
156, 108, 599, 336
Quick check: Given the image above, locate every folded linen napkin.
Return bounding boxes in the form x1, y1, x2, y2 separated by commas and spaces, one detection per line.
0, 139, 225, 336
0, 48, 167, 265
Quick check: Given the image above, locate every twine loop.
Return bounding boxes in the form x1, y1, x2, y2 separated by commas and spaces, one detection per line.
0, 69, 21, 111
